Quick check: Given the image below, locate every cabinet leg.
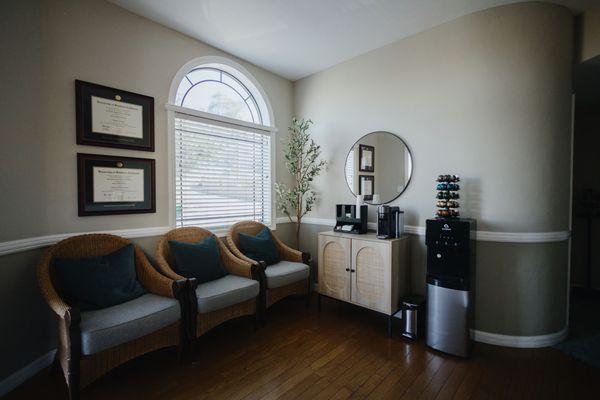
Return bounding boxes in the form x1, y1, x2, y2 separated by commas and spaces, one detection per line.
318, 293, 322, 312
388, 315, 392, 338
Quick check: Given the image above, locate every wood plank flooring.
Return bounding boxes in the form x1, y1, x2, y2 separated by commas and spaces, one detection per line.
6, 296, 599, 399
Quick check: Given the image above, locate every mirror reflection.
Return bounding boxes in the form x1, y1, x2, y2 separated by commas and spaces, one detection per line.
344, 131, 413, 204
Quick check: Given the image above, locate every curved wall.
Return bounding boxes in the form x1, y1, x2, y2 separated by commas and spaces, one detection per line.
293, 2, 573, 338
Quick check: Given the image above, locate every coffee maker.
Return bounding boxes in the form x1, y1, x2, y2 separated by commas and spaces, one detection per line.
377, 205, 403, 239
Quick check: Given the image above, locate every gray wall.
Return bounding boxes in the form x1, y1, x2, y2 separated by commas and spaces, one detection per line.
292, 2, 573, 336
0, 0, 293, 383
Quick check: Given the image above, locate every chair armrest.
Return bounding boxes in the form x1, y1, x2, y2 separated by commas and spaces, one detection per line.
155, 240, 187, 281
225, 235, 260, 265
154, 256, 187, 281
37, 249, 71, 319
219, 242, 258, 279
135, 246, 182, 298
271, 234, 304, 263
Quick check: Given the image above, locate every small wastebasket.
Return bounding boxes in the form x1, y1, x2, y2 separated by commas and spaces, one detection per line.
400, 295, 425, 340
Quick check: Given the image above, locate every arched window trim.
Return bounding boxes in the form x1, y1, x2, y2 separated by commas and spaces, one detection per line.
167, 56, 275, 130
166, 55, 277, 233
178, 66, 263, 125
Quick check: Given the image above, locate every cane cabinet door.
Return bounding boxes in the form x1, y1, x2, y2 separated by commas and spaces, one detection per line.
351, 239, 391, 313
318, 235, 351, 301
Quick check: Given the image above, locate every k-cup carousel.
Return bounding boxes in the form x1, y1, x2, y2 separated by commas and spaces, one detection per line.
435, 175, 460, 218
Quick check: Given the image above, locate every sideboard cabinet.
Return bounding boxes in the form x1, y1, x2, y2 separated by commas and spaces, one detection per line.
317, 231, 410, 334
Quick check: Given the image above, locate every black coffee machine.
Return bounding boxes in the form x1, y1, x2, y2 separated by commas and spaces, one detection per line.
377, 205, 403, 239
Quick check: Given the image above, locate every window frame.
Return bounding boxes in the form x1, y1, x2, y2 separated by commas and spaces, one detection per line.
167, 56, 277, 235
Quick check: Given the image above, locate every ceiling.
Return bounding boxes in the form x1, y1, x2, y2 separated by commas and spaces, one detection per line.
109, 0, 592, 81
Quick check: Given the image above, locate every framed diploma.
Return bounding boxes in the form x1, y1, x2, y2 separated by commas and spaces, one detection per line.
359, 144, 375, 172
359, 175, 374, 201
75, 80, 154, 151
77, 153, 156, 216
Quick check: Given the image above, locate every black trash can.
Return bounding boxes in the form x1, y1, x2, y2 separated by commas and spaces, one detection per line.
400, 295, 425, 340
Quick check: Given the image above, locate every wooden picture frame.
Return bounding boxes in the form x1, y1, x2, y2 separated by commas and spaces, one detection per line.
359, 175, 375, 201
77, 153, 156, 216
75, 80, 155, 151
359, 144, 375, 172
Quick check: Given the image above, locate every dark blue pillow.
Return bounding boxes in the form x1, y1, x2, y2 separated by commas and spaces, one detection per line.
53, 244, 147, 311
238, 227, 280, 266
169, 236, 228, 283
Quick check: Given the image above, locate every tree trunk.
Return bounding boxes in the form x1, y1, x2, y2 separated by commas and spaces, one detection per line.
295, 220, 301, 250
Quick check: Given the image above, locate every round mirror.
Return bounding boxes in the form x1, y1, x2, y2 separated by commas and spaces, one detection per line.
344, 131, 413, 205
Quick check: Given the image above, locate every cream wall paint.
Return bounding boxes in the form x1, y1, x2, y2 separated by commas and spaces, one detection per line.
0, 0, 577, 389
0, 0, 293, 243
0, 0, 293, 385
292, 2, 573, 338
295, 2, 573, 233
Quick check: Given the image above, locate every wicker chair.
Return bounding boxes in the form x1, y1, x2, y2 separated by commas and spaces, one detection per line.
226, 221, 311, 319
37, 234, 187, 400
155, 227, 262, 342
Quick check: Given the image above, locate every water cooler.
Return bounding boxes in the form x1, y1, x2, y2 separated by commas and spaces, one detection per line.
425, 218, 476, 357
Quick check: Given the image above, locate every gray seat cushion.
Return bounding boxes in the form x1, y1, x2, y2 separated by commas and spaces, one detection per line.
196, 275, 259, 313
80, 294, 180, 356
266, 261, 309, 289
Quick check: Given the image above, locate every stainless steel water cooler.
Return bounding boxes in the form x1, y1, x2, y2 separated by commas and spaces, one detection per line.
425, 218, 476, 357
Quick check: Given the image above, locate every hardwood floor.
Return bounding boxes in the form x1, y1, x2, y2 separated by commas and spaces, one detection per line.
6, 296, 599, 400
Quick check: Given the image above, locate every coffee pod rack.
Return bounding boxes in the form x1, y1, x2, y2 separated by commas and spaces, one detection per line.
435, 174, 460, 218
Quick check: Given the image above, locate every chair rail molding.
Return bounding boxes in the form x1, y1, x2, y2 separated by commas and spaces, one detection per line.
275, 217, 570, 243
0, 220, 570, 257
0, 226, 171, 257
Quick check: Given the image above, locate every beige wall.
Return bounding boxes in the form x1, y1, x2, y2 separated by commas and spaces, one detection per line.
295, 2, 573, 233
0, 0, 577, 388
293, 2, 573, 337
0, 0, 293, 384
0, 0, 293, 243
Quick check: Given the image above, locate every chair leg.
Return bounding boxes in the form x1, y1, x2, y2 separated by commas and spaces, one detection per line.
67, 372, 80, 400
65, 309, 82, 400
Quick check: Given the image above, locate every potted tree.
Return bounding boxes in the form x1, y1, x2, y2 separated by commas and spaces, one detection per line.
275, 118, 327, 248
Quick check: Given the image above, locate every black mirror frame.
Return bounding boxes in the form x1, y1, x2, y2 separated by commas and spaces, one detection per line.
344, 131, 413, 205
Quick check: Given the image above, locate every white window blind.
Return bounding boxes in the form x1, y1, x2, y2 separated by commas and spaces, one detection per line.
174, 115, 272, 231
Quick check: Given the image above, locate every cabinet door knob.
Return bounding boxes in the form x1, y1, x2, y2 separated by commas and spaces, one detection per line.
345, 268, 350, 272
351, 269, 356, 273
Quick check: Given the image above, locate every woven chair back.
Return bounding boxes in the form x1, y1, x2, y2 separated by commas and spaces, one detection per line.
228, 221, 267, 248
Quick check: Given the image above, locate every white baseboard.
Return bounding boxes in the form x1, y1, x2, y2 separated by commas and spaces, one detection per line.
0, 349, 56, 397
470, 327, 568, 348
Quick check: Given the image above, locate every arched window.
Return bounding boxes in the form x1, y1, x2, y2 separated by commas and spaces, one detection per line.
168, 57, 275, 232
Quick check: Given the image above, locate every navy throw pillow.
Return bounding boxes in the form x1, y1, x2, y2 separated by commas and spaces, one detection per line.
238, 227, 280, 266
168, 236, 228, 283
53, 244, 147, 311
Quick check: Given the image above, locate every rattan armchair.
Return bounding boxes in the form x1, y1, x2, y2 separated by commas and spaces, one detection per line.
37, 234, 187, 400
226, 221, 311, 317
155, 227, 262, 341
